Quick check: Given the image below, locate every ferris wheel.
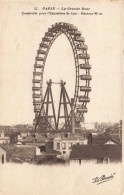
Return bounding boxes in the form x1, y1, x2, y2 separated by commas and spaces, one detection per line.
32, 22, 92, 132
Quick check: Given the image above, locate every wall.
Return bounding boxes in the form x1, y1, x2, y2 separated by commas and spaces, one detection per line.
53, 139, 88, 159
0, 138, 10, 144
0, 146, 6, 164
70, 159, 97, 165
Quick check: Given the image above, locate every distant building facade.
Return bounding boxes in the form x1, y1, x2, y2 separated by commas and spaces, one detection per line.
53, 136, 88, 159
0, 131, 10, 145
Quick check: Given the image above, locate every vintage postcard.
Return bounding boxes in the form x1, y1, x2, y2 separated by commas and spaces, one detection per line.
0, 0, 123, 195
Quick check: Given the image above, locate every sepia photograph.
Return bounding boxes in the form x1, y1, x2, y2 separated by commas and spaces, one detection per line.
0, 0, 123, 194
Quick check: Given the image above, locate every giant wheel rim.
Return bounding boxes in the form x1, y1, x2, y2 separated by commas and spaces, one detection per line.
33, 22, 92, 130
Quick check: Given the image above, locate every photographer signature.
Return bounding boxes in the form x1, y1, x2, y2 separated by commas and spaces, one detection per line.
92, 173, 115, 185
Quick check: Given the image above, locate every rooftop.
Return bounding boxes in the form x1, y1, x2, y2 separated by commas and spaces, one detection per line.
24, 135, 36, 143
92, 135, 121, 145
53, 133, 87, 141
12, 146, 36, 159
70, 145, 122, 160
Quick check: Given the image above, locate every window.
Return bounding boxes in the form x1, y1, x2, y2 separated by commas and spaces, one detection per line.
63, 151, 66, 154
69, 143, 72, 149
62, 142, 66, 149
57, 143, 60, 150
40, 146, 45, 152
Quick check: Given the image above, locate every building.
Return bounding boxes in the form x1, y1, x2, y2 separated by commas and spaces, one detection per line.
85, 132, 121, 145
91, 134, 121, 145
0, 131, 10, 145
11, 145, 36, 162
20, 132, 29, 139
35, 151, 64, 165
70, 145, 122, 165
11, 144, 62, 164
17, 132, 30, 143
53, 134, 88, 159
81, 122, 95, 130
23, 135, 36, 145
0, 145, 6, 164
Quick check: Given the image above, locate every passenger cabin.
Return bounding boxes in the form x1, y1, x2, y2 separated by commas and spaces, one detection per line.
80, 64, 91, 69
78, 96, 90, 102
77, 44, 88, 50
80, 75, 92, 80
80, 86, 91, 92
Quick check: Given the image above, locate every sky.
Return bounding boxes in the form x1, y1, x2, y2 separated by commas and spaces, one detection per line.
0, 0, 122, 125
